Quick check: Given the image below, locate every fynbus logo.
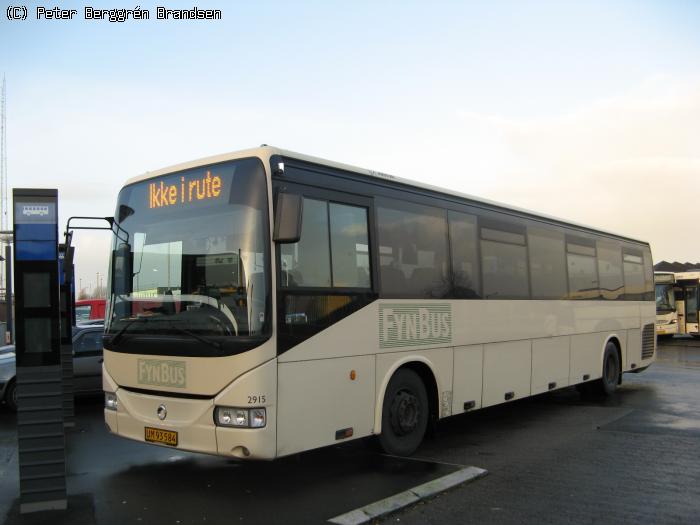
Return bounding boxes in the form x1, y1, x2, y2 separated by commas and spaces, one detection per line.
379, 304, 452, 349
137, 359, 186, 388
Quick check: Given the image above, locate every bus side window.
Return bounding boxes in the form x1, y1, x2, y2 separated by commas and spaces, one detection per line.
528, 227, 567, 300
480, 224, 529, 299
448, 211, 481, 298
376, 199, 449, 298
566, 237, 599, 300
597, 241, 624, 300
622, 249, 645, 300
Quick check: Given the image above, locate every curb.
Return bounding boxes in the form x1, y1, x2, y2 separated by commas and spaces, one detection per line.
328, 465, 487, 525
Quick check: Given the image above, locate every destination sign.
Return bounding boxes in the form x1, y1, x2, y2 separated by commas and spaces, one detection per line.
148, 170, 223, 209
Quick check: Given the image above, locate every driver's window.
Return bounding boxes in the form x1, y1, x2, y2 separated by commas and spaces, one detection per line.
281, 198, 331, 287
280, 198, 371, 289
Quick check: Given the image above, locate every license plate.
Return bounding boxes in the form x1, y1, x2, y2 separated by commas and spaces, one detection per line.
145, 427, 178, 446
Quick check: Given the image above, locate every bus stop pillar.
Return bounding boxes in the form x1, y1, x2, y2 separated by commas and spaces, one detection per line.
13, 188, 67, 513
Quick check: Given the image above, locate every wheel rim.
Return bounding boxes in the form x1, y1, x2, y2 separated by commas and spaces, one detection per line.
389, 389, 420, 436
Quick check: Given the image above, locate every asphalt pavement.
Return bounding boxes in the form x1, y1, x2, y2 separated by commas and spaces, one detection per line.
393, 337, 700, 524
1, 337, 699, 524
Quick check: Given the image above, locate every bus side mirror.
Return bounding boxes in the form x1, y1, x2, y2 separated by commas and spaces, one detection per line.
113, 243, 133, 296
273, 193, 303, 244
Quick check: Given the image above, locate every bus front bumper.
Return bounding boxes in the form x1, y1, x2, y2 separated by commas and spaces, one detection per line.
103, 372, 277, 460
655, 323, 679, 336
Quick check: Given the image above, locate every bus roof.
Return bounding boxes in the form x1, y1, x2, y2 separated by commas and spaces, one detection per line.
675, 271, 700, 281
125, 145, 650, 246
654, 272, 675, 284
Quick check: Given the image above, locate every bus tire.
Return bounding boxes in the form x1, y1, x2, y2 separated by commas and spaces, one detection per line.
593, 341, 620, 397
378, 368, 429, 456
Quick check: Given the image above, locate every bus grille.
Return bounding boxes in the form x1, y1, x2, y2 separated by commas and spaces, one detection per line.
641, 323, 655, 360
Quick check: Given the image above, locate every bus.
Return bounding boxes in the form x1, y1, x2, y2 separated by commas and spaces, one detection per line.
673, 271, 700, 338
654, 272, 678, 337
103, 146, 656, 458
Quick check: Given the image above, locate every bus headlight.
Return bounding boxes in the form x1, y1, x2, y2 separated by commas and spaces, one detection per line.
215, 407, 266, 428
105, 392, 118, 411
250, 408, 266, 428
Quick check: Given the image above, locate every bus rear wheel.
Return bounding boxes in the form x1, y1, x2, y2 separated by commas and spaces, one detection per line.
378, 369, 428, 456
593, 342, 620, 397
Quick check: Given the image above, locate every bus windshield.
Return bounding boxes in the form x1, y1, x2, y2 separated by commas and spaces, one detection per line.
655, 283, 675, 313
106, 157, 270, 355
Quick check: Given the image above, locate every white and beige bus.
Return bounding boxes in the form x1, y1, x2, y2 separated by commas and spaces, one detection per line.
104, 146, 656, 458
654, 271, 678, 337
673, 271, 700, 337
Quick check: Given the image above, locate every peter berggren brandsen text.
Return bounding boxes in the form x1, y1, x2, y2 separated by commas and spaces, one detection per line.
35, 6, 223, 22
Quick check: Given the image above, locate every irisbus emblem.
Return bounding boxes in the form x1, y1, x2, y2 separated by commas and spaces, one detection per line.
138, 359, 186, 388
379, 304, 452, 349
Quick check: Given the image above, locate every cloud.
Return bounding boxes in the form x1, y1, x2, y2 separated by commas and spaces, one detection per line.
459, 75, 700, 262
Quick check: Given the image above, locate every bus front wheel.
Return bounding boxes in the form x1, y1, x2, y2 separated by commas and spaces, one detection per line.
378, 368, 428, 456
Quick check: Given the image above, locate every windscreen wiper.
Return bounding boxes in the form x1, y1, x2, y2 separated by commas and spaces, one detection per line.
166, 321, 222, 351
108, 316, 149, 346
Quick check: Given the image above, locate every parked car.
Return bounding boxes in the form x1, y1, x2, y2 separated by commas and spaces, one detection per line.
0, 324, 105, 411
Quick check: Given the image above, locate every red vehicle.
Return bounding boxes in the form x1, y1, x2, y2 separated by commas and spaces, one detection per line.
75, 299, 106, 323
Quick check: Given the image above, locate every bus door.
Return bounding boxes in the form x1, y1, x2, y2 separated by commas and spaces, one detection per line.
675, 287, 686, 334
272, 180, 379, 455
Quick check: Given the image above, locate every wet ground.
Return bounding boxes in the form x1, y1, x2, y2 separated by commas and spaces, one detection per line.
396, 337, 700, 524
2, 337, 700, 524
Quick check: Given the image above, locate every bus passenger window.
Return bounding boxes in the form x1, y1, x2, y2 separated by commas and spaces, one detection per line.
566, 239, 599, 300
377, 200, 449, 298
448, 211, 480, 298
623, 250, 645, 300
597, 241, 624, 300
480, 225, 529, 299
528, 228, 567, 299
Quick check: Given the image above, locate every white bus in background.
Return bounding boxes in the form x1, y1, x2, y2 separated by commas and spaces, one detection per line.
654, 272, 678, 337
103, 146, 656, 459
674, 271, 700, 338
